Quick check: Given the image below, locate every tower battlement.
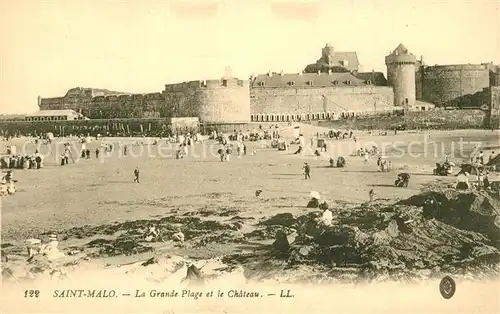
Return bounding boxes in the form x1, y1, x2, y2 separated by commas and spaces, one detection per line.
385, 44, 417, 112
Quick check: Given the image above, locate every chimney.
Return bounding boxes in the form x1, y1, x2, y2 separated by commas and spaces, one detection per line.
37, 96, 42, 107
280, 70, 284, 76
317, 70, 321, 75
298, 71, 303, 76
268, 70, 272, 77
328, 69, 332, 75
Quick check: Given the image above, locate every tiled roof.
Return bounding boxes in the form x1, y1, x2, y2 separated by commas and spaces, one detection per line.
251, 72, 367, 88
27, 110, 78, 117
328, 51, 359, 69
307, 51, 360, 72
303, 63, 350, 74
354, 72, 388, 86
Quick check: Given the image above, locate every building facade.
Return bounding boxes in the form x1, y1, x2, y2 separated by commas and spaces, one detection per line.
249, 71, 394, 122
25, 109, 87, 121
304, 43, 360, 73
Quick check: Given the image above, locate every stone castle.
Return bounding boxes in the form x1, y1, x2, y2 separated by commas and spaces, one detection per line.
36, 43, 500, 123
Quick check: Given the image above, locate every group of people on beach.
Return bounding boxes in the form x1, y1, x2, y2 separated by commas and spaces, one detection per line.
217, 141, 248, 162
1, 153, 44, 170
175, 133, 202, 159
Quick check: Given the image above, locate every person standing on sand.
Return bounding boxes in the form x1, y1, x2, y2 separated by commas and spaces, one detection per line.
489, 151, 495, 162
134, 167, 140, 183
123, 145, 128, 156
303, 162, 311, 179
95, 148, 100, 159
478, 151, 484, 165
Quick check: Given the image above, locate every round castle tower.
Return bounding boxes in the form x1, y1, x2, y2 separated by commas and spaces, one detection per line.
322, 43, 335, 65
385, 44, 416, 112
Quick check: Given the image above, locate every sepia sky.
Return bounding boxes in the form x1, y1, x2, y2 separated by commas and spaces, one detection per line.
0, 0, 499, 114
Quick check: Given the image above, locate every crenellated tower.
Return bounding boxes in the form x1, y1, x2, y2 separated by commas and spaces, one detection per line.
322, 43, 335, 66
385, 44, 417, 113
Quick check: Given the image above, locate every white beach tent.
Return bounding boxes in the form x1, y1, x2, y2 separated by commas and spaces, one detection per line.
278, 125, 302, 140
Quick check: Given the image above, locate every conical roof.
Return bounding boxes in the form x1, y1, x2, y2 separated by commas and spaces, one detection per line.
391, 43, 412, 56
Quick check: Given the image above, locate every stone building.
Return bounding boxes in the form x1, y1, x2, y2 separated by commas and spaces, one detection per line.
304, 43, 360, 73
249, 71, 394, 122
303, 43, 388, 86
38, 73, 250, 123
385, 44, 417, 112
163, 76, 250, 123
37, 43, 426, 123
416, 64, 491, 106
25, 109, 87, 121
415, 61, 500, 107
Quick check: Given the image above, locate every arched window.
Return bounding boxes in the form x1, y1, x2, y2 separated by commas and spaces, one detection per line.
306, 113, 310, 120
281, 115, 285, 121
321, 113, 326, 120
271, 115, 275, 122
265, 115, 269, 122
250, 114, 254, 122
297, 114, 301, 121
260, 114, 265, 122
286, 115, 290, 122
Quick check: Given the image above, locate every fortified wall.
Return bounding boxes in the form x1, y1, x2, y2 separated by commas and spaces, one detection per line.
163, 78, 250, 123
249, 72, 394, 122
416, 64, 491, 106
39, 88, 171, 119
38, 78, 251, 123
